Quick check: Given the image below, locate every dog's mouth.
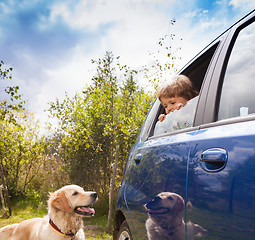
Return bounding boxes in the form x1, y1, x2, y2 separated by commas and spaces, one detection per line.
74, 206, 95, 216
146, 207, 170, 215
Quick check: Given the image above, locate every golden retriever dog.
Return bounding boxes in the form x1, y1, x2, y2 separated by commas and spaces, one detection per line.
0, 185, 97, 240
144, 192, 207, 240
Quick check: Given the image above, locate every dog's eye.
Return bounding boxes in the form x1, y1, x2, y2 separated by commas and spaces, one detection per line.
168, 196, 174, 201
72, 191, 79, 196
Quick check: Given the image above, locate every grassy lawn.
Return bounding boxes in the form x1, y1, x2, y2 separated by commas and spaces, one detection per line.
0, 199, 112, 240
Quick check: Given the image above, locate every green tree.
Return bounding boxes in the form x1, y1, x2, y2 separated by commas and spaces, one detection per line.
48, 51, 154, 228
0, 61, 24, 123
0, 112, 46, 195
0, 60, 24, 217
0, 61, 45, 217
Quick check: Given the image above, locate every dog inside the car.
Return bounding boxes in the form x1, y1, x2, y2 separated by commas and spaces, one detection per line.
144, 192, 207, 240
0, 185, 98, 240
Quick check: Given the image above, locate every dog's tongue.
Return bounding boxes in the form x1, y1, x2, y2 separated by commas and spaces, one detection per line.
147, 208, 167, 213
78, 206, 95, 215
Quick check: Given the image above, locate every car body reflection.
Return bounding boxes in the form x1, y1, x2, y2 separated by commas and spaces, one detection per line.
144, 192, 207, 240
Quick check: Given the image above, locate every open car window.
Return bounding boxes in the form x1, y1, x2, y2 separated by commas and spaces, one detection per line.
142, 41, 220, 140
147, 41, 220, 139
153, 96, 199, 136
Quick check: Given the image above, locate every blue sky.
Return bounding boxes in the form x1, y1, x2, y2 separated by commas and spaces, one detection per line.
0, 0, 254, 126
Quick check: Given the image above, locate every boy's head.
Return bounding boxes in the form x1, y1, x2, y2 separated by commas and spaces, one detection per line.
157, 75, 198, 114
159, 95, 188, 114
157, 75, 196, 101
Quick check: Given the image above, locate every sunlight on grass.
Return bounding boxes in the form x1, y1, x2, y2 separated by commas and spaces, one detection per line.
0, 201, 113, 239
86, 231, 112, 240
0, 203, 47, 228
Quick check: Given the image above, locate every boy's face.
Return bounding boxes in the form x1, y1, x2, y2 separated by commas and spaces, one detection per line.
160, 96, 188, 114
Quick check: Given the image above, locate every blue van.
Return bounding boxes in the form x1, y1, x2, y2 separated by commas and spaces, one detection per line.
113, 9, 255, 240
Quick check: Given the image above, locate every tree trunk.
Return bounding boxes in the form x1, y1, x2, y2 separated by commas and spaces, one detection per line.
0, 164, 11, 216
107, 146, 119, 231
0, 185, 7, 217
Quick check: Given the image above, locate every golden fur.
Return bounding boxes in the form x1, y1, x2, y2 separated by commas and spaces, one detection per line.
0, 185, 97, 240
145, 192, 207, 240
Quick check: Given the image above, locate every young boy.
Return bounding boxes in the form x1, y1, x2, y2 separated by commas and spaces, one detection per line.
157, 75, 198, 122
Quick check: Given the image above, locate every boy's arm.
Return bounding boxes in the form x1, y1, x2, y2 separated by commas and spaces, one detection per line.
158, 114, 166, 122
175, 103, 185, 110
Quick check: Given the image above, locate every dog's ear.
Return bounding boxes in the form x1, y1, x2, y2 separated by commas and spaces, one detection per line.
187, 201, 193, 210
50, 190, 72, 213
173, 196, 185, 215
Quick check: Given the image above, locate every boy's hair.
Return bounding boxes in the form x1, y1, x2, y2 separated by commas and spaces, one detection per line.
157, 75, 198, 101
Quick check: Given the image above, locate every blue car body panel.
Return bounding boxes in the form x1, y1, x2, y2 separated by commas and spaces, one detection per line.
188, 121, 255, 239
118, 130, 197, 239
116, 120, 255, 239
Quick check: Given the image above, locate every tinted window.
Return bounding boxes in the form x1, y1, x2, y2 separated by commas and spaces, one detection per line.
218, 22, 255, 121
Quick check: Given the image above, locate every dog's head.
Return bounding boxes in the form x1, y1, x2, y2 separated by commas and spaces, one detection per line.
145, 192, 184, 222
49, 185, 98, 217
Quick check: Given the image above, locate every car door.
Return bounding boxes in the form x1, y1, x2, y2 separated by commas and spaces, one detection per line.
187, 14, 255, 240
123, 107, 198, 240
120, 38, 221, 239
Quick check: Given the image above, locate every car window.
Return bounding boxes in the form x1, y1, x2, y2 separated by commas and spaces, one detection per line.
154, 96, 199, 135
218, 21, 255, 121
150, 42, 219, 138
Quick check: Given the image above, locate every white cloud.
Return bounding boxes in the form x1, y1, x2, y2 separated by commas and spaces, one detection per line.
183, 8, 210, 19
48, 0, 172, 68
49, 0, 170, 32
2, 0, 254, 134
26, 0, 176, 129
229, 0, 255, 11
200, 18, 222, 30
0, 2, 11, 15
49, 1, 120, 30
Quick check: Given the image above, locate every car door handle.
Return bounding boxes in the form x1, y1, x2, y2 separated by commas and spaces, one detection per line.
134, 153, 142, 165
200, 148, 228, 172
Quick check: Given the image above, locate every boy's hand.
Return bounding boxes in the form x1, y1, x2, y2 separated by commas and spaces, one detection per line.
158, 114, 166, 122
175, 103, 184, 110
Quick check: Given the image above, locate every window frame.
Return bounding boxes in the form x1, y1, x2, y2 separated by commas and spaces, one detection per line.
139, 40, 222, 141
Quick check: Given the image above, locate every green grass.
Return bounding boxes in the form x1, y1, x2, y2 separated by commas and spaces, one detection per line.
0, 199, 112, 240
85, 230, 112, 240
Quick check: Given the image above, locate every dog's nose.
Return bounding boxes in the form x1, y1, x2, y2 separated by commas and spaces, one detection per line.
91, 192, 98, 199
